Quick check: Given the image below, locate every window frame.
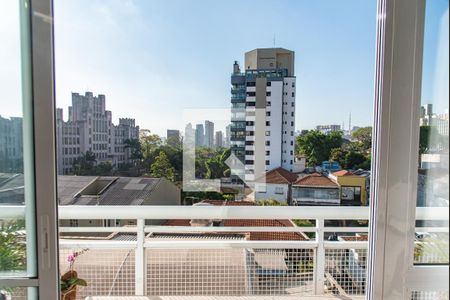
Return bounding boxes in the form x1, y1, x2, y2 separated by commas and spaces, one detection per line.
368, 0, 449, 299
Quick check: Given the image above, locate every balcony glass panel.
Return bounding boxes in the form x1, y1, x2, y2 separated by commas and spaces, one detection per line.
414, 0, 449, 265
0, 0, 36, 279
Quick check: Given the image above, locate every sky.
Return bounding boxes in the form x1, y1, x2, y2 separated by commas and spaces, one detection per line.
1, 0, 448, 137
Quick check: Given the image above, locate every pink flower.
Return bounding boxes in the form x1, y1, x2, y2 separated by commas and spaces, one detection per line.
67, 254, 75, 263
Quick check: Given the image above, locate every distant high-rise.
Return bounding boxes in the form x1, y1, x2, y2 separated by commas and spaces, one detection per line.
204, 120, 214, 148
0, 116, 23, 172
215, 131, 223, 148
225, 124, 231, 147
230, 48, 296, 182
56, 92, 139, 175
195, 124, 204, 147
166, 129, 181, 147
316, 124, 341, 134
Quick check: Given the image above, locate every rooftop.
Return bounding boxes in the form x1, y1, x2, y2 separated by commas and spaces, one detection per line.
256, 167, 298, 184
58, 176, 163, 205
293, 173, 338, 188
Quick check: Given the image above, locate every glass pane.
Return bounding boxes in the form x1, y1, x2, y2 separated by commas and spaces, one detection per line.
0, 287, 37, 300
54, 0, 376, 298
415, 0, 449, 265
0, 0, 36, 277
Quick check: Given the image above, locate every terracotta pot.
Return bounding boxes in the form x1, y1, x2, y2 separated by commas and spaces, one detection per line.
61, 271, 78, 300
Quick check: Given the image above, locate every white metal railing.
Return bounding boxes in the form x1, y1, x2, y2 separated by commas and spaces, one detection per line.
1, 205, 448, 298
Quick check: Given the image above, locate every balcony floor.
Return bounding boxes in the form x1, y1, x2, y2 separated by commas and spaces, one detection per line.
86, 296, 365, 300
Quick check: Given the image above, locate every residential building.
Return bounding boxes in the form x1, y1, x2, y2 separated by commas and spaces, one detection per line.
420, 104, 449, 136
0, 116, 23, 173
292, 155, 306, 173
329, 170, 368, 206
195, 123, 204, 147
166, 129, 181, 147
56, 92, 139, 174
204, 120, 214, 148
225, 124, 231, 147
58, 175, 181, 227
254, 167, 298, 203
316, 124, 342, 134
215, 131, 223, 148
230, 48, 296, 182
292, 173, 340, 206
112, 118, 140, 167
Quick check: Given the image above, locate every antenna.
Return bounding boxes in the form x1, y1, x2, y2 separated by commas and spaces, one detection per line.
273, 34, 276, 47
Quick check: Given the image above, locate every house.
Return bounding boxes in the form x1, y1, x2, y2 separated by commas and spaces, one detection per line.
329, 170, 368, 206
58, 175, 180, 227
292, 155, 306, 173
254, 167, 298, 203
291, 173, 340, 206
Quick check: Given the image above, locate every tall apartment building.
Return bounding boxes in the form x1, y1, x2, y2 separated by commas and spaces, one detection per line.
230, 48, 296, 182
0, 116, 23, 172
195, 124, 204, 147
204, 120, 215, 148
225, 124, 231, 147
166, 129, 181, 147
56, 92, 139, 175
215, 131, 223, 148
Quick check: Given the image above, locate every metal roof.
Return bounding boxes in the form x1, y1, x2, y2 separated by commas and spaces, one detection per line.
58, 176, 162, 206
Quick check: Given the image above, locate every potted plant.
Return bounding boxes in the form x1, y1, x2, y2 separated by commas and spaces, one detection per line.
60, 249, 88, 300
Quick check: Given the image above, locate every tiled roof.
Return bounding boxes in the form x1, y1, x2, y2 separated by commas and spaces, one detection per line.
332, 170, 352, 176
293, 173, 338, 187
164, 201, 308, 241
255, 167, 298, 184
339, 235, 368, 242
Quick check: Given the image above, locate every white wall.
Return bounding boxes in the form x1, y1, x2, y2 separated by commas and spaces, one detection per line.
254, 183, 289, 203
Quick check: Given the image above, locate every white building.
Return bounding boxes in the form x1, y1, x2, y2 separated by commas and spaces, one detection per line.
254, 167, 298, 203
316, 124, 341, 134
56, 92, 139, 175
204, 120, 214, 148
215, 131, 223, 148
0, 116, 23, 173
231, 48, 296, 182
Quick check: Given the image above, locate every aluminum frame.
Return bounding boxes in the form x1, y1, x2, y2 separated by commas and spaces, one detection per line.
29, 0, 60, 298
368, 0, 448, 299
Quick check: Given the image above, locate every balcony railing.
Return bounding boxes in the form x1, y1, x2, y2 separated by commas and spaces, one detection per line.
1, 206, 448, 300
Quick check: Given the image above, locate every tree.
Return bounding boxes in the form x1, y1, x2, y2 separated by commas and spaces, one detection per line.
0, 220, 26, 272
150, 151, 175, 181
352, 127, 372, 152
296, 130, 343, 166
419, 126, 444, 155
205, 148, 231, 179
92, 162, 113, 176
345, 151, 368, 169
257, 199, 287, 206
124, 138, 143, 160
72, 151, 96, 175
329, 146, 371, 170
140, 129, 162, 164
